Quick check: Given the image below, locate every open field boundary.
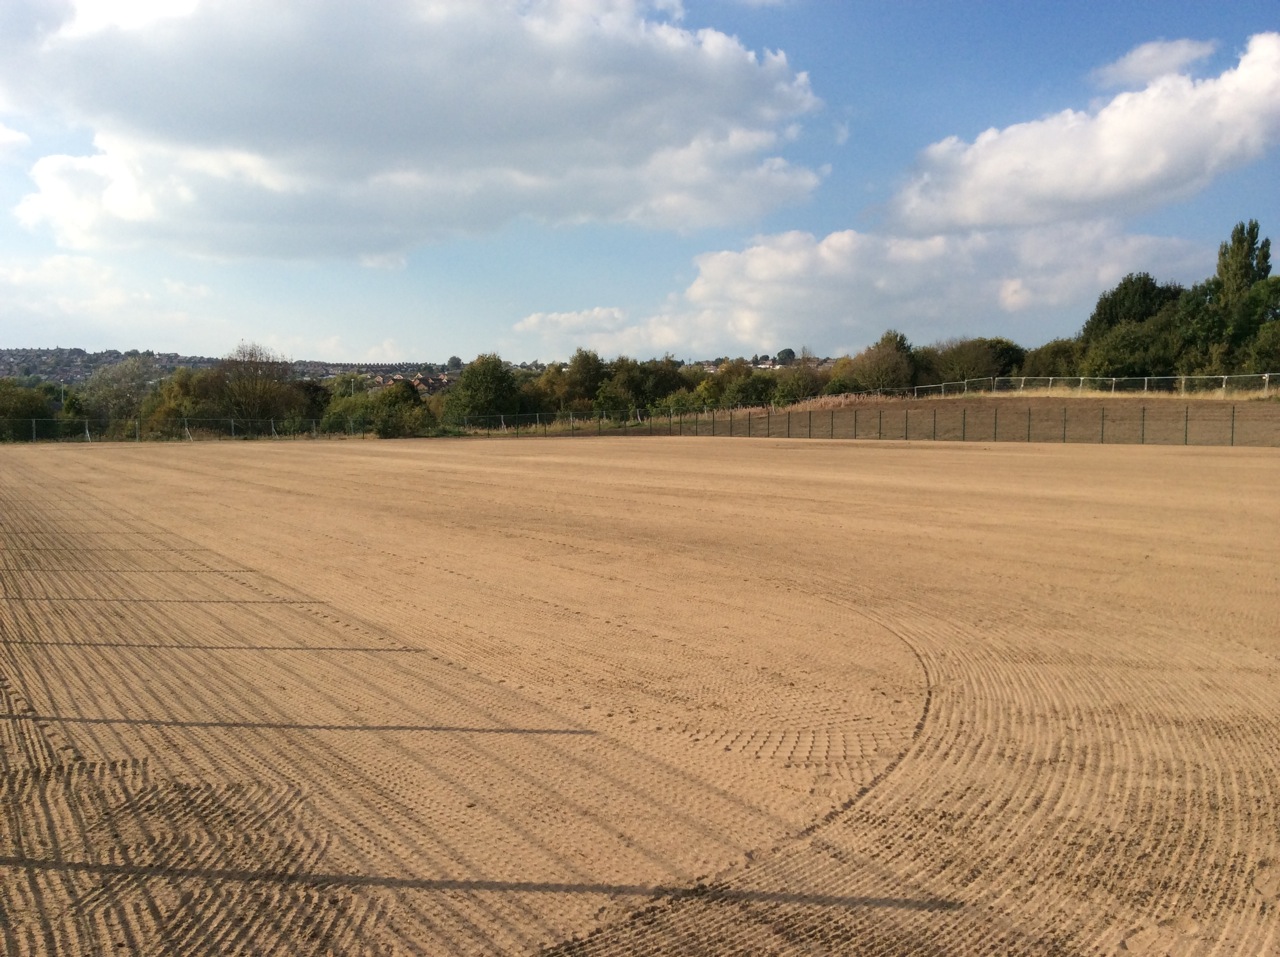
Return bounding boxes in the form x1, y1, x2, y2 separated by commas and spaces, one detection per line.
8, 394, 1280, 447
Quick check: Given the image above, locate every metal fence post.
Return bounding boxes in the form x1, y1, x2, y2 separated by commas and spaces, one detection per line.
993, 407, 998, 442
933, 407, 937, 441
961, 408, 966, 442
1231, 404, 1236, 446
1100, 407, 1105, 444
1027, 407, 1031, 443
877, 409, 882, 440
853, 407, 857, 439
1184, 405, 1189, 445
1140, 407, 1145, 445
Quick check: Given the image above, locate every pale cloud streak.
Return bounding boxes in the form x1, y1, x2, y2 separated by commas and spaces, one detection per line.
1092, 38, 1218, 88
0, 122, 28, 154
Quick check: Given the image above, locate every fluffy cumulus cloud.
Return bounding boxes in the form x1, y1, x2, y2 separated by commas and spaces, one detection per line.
3, 0, 820, 256
894, 32, 1280, 232
516, 32, 1275, 362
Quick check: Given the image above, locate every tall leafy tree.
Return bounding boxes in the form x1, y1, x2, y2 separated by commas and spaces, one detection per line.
1216, 220, 1274, 348
934, 338, 999, 382
1019, 339, 1080, 377
81, 355, 159, 422
1217, 219, 1271, 309
445, 353, 519, 418
564, 348, 606, 407
1080, 272, 1183, 347
849, 330, 915, 390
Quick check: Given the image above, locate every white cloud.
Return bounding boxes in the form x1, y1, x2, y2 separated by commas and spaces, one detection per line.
0, 253, 236, 349
5, 0, 820, 257
894, 32, 1280, 232
0, 121, 29, 154
515, 222, 1206, 358
515, 306, 629, 335
60, 0, 200, 37
1092, 38, 1218, 89
0, 254, 133, 313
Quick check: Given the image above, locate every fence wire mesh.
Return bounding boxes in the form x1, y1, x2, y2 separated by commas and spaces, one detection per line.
5, 397, 1280, 447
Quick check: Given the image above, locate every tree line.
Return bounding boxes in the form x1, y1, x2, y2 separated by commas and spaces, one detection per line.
445, 221, 1277, 418
1, 220, 1275, 435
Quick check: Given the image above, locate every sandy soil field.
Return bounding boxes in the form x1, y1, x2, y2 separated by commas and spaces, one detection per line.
1, 437, 1277, 955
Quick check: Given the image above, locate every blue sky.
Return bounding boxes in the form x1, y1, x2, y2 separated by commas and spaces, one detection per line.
0, 1, 1277, 364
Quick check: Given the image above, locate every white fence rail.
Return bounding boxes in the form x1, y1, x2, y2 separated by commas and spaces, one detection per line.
904, 372, 1274, 399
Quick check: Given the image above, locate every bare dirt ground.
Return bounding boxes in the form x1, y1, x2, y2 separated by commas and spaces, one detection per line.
0, 437, 1277, 955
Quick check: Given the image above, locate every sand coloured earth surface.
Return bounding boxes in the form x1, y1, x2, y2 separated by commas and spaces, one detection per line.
0, 437, 1277, 955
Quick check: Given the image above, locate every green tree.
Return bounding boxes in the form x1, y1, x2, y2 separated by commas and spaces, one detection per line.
1080, 272, 1183, 347
773, 349, 822, 405
142, 366, 225, 426
934, 338, 999, 383
848, 330, 915, 391
1019, 339, 1081, 377
1243, 320, 1280, 374
636, 355, 686, 406
775, 347, 796, 366
821, 355, 863, 395
219, 342, 301, 422
1217, 219, 1271, 311
81, 355, 159, 422
1080, 320, 1176, 379
369, 380, 436, 437
721, 371, 777, 407
981, 337, 1027, 376
445, 353, 520, 419
329, 372, 371, 397
564, 348, 606, 407
0, 379, 53, 439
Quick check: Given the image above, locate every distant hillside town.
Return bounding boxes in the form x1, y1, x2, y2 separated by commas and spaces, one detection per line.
0, 347, 466, 386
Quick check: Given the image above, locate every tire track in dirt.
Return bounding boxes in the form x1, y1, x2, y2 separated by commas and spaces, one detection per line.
4, 441, 1277, 954
29, 451, 941, 954
2, 452, 931, 951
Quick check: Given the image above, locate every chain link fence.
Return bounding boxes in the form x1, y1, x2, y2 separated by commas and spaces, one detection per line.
6, 397, 1280, 447
438, 400, 1280, 447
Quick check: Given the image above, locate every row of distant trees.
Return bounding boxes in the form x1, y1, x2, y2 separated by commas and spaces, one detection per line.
0, 342, 438, 439
1, 220, 1275, 433
444, 220, 1278, 418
